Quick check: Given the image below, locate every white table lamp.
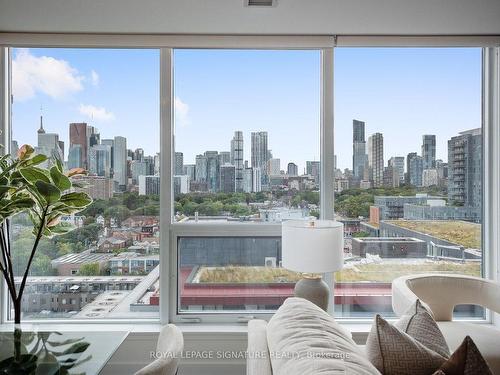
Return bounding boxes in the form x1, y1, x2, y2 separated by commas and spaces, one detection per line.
282, 219, 344, 311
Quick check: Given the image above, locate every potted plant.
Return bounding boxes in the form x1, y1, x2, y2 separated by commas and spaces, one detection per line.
0, 144, 92, 324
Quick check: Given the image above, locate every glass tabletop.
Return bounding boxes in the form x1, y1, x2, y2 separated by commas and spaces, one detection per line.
0, 329, 128, 374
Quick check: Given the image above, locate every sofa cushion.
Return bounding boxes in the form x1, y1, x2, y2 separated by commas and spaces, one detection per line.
366, 314, 446, 375
432, 336, 492, 375
394, 299, 450, 358
437, 321, 500, 374
266, 297, 379, 375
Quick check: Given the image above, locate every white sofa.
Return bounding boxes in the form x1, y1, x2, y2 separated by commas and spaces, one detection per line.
247, 297, 380, 375
392, 273, 500, 374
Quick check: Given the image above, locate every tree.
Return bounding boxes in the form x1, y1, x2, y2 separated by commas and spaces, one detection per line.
78, 262, 100, 276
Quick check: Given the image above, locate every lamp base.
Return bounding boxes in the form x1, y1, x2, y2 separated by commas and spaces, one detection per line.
293, 276, 330, 311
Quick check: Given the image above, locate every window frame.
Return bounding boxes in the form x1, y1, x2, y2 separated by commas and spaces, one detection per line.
0, 36, 498, 327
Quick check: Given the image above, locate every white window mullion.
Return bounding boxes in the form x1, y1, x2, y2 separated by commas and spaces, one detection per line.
0, 47, 12, 325
160, 48, 173, 324
320, 47, 335, 315
483, 47, 500, 327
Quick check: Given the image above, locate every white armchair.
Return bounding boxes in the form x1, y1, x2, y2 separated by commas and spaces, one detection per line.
134, 324, 184, 375
392, 274, 500, 374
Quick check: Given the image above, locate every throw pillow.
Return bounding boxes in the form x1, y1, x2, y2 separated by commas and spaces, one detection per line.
366, 314, 447, 375
394, 299, 450, 358
432, 336, 492, 375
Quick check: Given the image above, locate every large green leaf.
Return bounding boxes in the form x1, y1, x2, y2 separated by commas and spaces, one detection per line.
35, 180, 61, 204
21, 153, 48, 167
20, 167, 51, 184
59, 192, 92, 208
50, 166, 71, 191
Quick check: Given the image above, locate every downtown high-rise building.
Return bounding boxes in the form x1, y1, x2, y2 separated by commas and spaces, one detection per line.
218, 152, 231, 166
267, 158, 281, 176
243, 167, 262, 193
287, 162, 298, 176
174, 152, 184, 175
184, 164, 196, 182
195, 154, 208, 182
220, 164, 236, 193
422, 134, 436, 170
69, 123, 88, 169
368, 133, 384, 187
447, 128, 482, 208
89, 144, 112, 177
130, 160, 148, 184
230, 131, 244, 192
205, 151, 219, 192
139, 175, 160, 196
306, 161, 320, 184
68, 145, 82, 170
352, 120, 368, 178
113, 136, 127, 191
36, 118, 63, 166
388, 156, 405, 184
101, 139, 114, 172
251, 131, 269, 176
407, 152, 423, 187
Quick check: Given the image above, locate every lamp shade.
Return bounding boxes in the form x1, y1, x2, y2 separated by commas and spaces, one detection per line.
282, 220, 344, 274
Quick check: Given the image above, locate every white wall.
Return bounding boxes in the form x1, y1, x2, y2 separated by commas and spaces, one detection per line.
1, 0, 500, 35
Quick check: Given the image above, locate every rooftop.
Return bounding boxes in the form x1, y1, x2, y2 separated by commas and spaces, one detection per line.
51, 250, 114, 265
384, 220, 481, 249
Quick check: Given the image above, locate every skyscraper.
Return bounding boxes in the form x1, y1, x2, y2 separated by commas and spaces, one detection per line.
101, 139, 115, 171
69, 123, 88, 168
130, 160, 148, 184
230, 131, 244, 192
205, 151, 219, 192
287, 162, 298, 176
195, 154, 208, 182
388, 156, 405, 184
267, 158, 281, 175
174, 152, 184, 175
251, 131, 269, 176
68, 145, 82, 170
89, 144, 112, 177
306, 161, 320, 184
113, 136, 127, 191
422, 134, 436, 170
352, 120, 368, 178
407, 153, 423, 187
368, 133, 384, 187
36, 117, 63, 166
447, 128, 482, 208
139, 175, 160, 196
220, 164, 236, 193
243, 167, 261, 193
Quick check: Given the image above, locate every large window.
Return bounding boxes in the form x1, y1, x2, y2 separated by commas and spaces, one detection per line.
172, 49, 320, 317
7, 48, 160, 320
333, 48, 484, 319
2, 42, 496, 324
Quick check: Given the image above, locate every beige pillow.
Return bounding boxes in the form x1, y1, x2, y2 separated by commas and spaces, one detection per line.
432, 336, 492, 375
394, 299, 450, 358
366, 314, 447, 375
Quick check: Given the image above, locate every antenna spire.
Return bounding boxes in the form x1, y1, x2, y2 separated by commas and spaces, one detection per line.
38, 105, 45, 134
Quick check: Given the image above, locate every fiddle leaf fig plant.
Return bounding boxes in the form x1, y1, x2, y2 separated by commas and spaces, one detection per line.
0, 145, 93, 324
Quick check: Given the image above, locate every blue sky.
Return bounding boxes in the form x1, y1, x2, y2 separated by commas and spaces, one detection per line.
12, 47, 481, 172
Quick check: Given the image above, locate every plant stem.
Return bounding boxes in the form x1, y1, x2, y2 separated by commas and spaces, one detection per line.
16, 205, 48, 308
0, 223, 16, 303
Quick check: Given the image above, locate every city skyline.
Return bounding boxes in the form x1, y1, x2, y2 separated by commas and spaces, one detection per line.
11, 48, 481, 173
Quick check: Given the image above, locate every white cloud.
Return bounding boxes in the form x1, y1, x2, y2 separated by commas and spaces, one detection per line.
90, 70, 100, 87
175, 97, 190, 126
78, 104, 115, 122
12, 49, 84, 101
